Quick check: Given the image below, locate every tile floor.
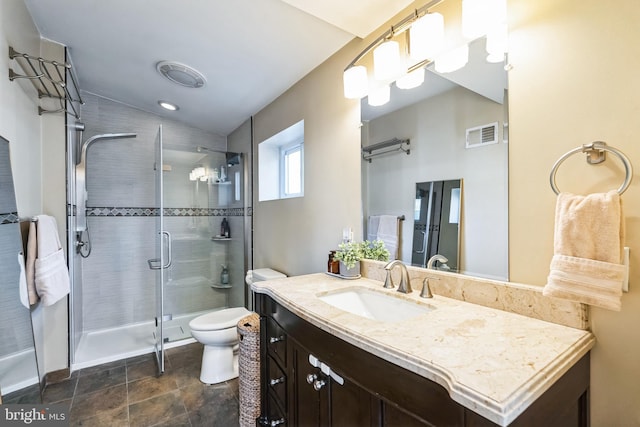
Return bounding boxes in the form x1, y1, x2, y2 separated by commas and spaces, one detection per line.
10, 342, 240, 427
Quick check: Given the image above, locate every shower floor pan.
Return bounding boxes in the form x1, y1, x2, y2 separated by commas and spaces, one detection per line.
72, 311, 207, 371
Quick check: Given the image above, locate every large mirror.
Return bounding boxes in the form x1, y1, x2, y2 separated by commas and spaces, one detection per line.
0, 136, 41, 403
362, 36, 509, 280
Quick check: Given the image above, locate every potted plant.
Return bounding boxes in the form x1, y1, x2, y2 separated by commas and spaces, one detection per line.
361, 239, 390, 262
333, 240, 391, 277
333, 241, 364, 277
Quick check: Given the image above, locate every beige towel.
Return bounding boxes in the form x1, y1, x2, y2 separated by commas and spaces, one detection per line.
543, 191, 625, 311
25, 221, 40, 305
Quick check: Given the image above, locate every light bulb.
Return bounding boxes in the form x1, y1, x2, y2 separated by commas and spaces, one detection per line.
373, 40, 402, 81
435, 44, 469, 73
409, 13, 444, 62
368, 85, 390, 106
343, 66, 368, 99
396, 68, 425, 90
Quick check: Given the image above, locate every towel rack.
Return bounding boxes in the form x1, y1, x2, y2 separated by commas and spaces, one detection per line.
362, 138, 410, 163
8, 46, 83, 119
549, 141, 633, 195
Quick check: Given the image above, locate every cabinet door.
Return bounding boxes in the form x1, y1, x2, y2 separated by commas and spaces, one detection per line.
291, 342, 321, 426
325, 371, 377, 427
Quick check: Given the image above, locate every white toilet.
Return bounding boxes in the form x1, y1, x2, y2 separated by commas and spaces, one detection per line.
188, 268, 286, 384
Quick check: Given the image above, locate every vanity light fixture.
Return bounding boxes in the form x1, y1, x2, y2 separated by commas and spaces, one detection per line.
462, 0, 506, 40
396, 67, 425, 89
343, 0, 508, 101
434, 44, 469, 73
486, 23, 508, 63
158, 100, 179, 111
373, 40, 403, 81
368, 84, 391, 106
409, 12, 444, 62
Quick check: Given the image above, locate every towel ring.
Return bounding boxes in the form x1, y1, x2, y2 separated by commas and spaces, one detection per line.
549, 141, 633, 195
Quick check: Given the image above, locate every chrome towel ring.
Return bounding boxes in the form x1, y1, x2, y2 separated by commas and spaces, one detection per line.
550, 141, 633, 195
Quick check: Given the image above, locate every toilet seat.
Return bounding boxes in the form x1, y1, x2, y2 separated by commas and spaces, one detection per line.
189, 307, 251, 332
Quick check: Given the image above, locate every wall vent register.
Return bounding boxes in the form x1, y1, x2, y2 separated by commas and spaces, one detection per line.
465, 122, 498, 148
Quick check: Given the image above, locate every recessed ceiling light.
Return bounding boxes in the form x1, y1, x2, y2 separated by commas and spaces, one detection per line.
156, 61, 206, 88
158, 101, 179, 111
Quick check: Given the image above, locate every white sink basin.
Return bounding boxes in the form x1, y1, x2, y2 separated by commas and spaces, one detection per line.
317, 287, 434, 322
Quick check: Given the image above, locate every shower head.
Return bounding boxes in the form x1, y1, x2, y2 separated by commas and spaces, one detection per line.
77, 132, 137, 165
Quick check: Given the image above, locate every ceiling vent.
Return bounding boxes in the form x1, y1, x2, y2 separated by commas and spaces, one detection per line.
466, 122, 499, 149
156, 61, 206, 88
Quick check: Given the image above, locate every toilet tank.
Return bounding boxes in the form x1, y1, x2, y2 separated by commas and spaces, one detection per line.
246, 268, 287, 310
252, 268, 287, 282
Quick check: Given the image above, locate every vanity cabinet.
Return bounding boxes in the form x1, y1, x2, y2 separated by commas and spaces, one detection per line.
256, 294, 590, 427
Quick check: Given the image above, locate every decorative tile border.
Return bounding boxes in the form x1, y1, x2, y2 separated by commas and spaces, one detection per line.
83, 207, 246, 217
0, 212, 19, 224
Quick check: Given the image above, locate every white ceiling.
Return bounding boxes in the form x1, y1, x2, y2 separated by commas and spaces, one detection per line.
24, 0, 413, 136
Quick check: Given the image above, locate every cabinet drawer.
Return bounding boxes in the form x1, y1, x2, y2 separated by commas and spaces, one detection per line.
266, 317, 287, 368
266, 392, 287, 427
267, 355, 287, 409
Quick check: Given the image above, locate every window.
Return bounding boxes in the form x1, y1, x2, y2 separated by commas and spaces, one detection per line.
281, 142, 303, 198
258, 120, 304, 201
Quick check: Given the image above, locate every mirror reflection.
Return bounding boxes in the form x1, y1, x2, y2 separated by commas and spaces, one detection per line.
0, 136, 41, 403
361, 37, 509, 280
411, 179, 461, 270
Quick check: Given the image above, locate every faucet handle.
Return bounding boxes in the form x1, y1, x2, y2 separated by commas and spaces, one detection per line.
420, 277, 435, 298
383, 269, 394, 289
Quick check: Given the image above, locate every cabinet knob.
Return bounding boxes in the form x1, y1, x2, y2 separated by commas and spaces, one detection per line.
270, 418, 285, 427
306, 373, 317, 384
270, 376, 285, 386
313, 379, 326, 391
269, 335, 285, 344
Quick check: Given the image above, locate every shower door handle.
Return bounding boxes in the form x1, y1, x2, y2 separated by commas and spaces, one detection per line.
415, 230, 427, 254
147, 231, 172, 270
162, 231, 172, 269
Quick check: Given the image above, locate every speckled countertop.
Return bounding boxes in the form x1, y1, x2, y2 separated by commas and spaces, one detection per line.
252, 273, 595, 426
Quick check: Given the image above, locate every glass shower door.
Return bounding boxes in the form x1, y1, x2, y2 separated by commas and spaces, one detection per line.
151, 124, 169, 373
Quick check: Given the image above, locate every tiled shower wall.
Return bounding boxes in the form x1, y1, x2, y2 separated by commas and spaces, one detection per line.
73, 93, 245, 337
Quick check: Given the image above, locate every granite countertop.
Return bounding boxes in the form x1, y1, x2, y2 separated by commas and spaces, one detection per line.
252, 273, 595, 426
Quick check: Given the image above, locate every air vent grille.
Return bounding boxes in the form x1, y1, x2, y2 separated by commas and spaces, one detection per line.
466, 122, 499, 148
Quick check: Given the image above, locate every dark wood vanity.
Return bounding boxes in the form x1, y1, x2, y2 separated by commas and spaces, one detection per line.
256, 294, 590, 427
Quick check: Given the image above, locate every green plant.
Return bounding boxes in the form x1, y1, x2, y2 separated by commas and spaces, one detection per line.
333, 241, 364, 269
362, 239, 390, 262
334, 240, 390, 269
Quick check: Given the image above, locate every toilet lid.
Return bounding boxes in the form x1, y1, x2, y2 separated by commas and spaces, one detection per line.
189, 307, 252, 331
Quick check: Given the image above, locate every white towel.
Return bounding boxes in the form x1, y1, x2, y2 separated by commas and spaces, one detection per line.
376, 215, 399, 260
367, 215, 380, 242
18, 252, 29, 309
34, 215, 70, 306
543, 191, 625, 311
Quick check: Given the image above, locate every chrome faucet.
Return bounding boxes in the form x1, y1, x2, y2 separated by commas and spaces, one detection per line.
420, 277, 435, 298
427, 254, 448, 270
383, 260, 412, 294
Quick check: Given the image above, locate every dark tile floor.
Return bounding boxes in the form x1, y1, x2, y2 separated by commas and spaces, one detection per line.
32, 342, 239, 427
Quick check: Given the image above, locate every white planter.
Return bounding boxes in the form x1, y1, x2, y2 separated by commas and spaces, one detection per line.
339, 261, 361, 277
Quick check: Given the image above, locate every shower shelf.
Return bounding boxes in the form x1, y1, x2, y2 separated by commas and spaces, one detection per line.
8, 46, 84, 119
211, 236, 231, 241
211, 283, 233, 290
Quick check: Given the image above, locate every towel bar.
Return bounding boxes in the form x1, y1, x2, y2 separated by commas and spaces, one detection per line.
549, 141, 633, 195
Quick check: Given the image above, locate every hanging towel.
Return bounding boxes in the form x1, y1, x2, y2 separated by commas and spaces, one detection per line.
543, 191, 625, 311
25, 221, 39, 305
18, 252, 29, 309
367, 215, 380, 242
33, 215, 70, 306
376, 215, 399, 260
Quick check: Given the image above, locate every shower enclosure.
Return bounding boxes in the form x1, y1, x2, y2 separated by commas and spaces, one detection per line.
68, 95, 247, 371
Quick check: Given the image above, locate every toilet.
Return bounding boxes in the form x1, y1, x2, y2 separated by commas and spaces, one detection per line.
189, 268, 286, 384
